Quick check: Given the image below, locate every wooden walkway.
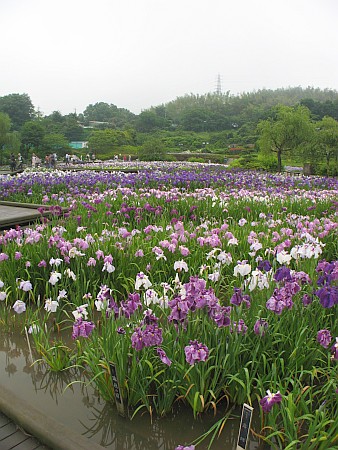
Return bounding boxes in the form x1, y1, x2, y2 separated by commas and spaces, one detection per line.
0, 201, 68, 230
0, 202, 43, 229
0, 412, 48, 450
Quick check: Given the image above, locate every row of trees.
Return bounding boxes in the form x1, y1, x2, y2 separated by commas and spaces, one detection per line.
0, 90, 337, 174
1, 87, 338, 133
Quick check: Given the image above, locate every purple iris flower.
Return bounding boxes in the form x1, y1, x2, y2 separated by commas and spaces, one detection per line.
131, 327, 144, 351
212, 306, 231, 328
331, 338, 338, 360
315, 286, 338, 308
302, 294, 313, 306
316, 260, 337, 286
317, 329, 332, 348
266, 295, 286, 315
72, 319, 95, 339
131, 324, 163, 351
257, 260, 272, 272
143, 324, 163, 347
184, 340, 209, 365
168, 297, 190, 323
156, 348, 172, 366
230, 288, 251, 308
121, 292, 141, 318
260, 390, 282, 413
231, 319, 248, 335
274, 266, 292, 283
230, 288, 243, 306
254, 319, 269, 337
106, 298, 119, 319
142, 309, 159, 325
175, 446, 195, 450
0, 253, 9, 262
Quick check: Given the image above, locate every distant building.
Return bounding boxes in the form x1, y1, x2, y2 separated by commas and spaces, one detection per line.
88, 121, 110, 127
69, 141, 88, 150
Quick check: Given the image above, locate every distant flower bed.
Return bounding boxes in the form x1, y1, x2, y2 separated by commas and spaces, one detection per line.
0, 164, 337, 449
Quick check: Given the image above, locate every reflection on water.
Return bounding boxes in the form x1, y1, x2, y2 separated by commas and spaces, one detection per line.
0, 331, 262, 450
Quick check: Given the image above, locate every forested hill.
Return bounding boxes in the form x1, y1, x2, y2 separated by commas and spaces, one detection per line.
140, 86, 338, 132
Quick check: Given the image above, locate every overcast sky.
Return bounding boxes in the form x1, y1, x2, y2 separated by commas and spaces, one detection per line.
1, 0, 337, 116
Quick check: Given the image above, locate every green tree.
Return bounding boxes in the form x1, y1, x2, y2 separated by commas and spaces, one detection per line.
138, 138, 165, 161
0, 113, 21, 164
135, 111, 170, 132
83, 102, 135, 128
0, 93, 35, 129
257, 105, 312, 172
62, 116, 85, 141
42, 133, 70, 157
0, 112, 11, 147
0, 112, 12, 165
87, 129, 132, 155
180, 108, 208, 132
48, 110, 65, 123
20, 121, 46, 153
315, 116, 338, 175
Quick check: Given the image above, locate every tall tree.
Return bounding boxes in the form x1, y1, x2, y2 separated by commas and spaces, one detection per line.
0, 112, 12, 165
83, 102, 135, 128
20, 121, 45, 152
0, 93, 35, 129
0, 113, 21, 164
0, 112, 11, 148
315, 116, 338, 175
135, 111, 169, 132
42, 133, 70, 157
62, 116, 85, 141
257, 105, 312, 172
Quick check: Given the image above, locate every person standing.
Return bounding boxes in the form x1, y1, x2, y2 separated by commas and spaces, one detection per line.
17, 153, 23, 169
52, 153, 57, 168
10, 152, 16, 171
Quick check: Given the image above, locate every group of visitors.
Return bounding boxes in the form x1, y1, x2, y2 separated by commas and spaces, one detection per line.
85, 152, 96, 162
9, 152, 55, 171
114, 154, 132, 161
65, 153, 86, 164
9, 152, 23, 171
31, 153, 42, 168
8, 150, 104, 172
44, 153, 57, 168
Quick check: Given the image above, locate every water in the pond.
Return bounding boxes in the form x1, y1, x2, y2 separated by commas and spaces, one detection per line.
0, 331, 264, 450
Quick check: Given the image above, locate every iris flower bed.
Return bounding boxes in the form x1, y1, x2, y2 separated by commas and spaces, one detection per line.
0, 164, 337, 449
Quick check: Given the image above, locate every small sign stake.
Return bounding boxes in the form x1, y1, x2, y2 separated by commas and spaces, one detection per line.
109, 362, 125, 417
236, 403, 253, 450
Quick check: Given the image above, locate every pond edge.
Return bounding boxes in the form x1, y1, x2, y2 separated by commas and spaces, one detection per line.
0, 383, 103, 450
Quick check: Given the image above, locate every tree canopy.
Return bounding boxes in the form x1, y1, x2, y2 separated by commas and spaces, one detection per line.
0, 93, 35, 129
20, 121, 46, 151
314, 116, 338, 175
257, 105, 312, 172
0, 113, 21, 163
87, 129, 133, 154
82, 102, 135, 128
138, 138, 166, 161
